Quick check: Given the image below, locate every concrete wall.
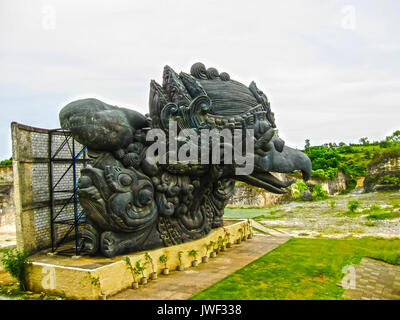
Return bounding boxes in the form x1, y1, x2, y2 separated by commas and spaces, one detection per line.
12, 123, 87, 254
0, 166, 15, 230
0, 166, 13, 182
26, 220, 249, 300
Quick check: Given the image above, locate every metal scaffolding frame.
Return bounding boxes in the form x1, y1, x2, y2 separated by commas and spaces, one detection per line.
48, 129, 89, 256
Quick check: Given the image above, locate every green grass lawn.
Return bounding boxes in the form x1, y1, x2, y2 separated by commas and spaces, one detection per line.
190, 237, 400, 300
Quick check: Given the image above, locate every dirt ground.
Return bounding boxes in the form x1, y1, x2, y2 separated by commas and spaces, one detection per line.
257, 191, 400, 238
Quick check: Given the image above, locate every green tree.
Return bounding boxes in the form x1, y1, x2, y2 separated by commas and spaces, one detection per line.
359, 137, 370, 145
304, 139, 311, 150
0, 247, 32, 290
386, 130, 400, 142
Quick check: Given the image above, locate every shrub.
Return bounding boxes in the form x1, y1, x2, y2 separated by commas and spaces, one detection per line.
339, 163, 365, 177
347, 200, 360, 213
369, 146, 400, 167
305, 147, 341, 172
327, 200, 336, 209
0, 247, 32, 290
336, 145, 357, 154
0, 157, 12, 167
366, 212, 400, 220
292, 180, 309, 199
311, 168, 338, 180
369, 204, 381, 212
381, 175, 400, 185
312, 184, 329, 201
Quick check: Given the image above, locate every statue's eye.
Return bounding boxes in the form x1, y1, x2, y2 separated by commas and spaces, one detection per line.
119, 174, 132, 186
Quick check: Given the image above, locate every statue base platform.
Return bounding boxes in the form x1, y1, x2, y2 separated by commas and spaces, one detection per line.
26, 219, 248, 300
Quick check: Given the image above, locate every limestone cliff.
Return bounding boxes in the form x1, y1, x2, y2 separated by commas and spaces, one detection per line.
364, 154, 400, 192
228, 171, 349, 207
307, 170, 347, 195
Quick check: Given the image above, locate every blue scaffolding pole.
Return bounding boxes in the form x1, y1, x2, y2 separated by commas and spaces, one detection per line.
49, 129, 88, 256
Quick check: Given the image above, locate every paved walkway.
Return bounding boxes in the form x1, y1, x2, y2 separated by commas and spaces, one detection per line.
342, 257, 400, 300
110, 234, 290, 300
251, 220, 288, 236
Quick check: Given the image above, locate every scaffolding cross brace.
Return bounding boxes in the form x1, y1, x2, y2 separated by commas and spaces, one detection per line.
48, 129, 89, 256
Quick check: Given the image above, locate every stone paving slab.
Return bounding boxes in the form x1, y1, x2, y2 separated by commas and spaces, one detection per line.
110, 234, 290, 300
251, 220, 287, 236
342, 257, 400, 300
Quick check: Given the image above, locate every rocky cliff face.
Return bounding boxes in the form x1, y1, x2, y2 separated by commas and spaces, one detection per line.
228, 171, 348, 208
364, 155, 400, 192
307, 170, 347, 195
229, 180, 292, 207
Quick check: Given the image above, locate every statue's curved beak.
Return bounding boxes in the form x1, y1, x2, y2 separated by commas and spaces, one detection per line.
236, 137, 312, 194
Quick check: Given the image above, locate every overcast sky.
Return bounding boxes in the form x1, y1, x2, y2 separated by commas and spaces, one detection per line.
0, 0, 399, 160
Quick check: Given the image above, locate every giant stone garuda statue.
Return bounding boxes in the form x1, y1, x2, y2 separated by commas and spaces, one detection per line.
60, 63, 311, 257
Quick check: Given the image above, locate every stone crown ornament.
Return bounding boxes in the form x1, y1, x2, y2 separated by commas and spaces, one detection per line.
59, 62, 312, 257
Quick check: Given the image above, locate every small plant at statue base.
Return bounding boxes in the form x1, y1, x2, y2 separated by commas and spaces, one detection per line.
217, 236, 224, 252
247, 219, 253, 239
124, 256, 140, 289
224, 228, 232, 248
135, 260, 148, 285
177, 251, 185, 271
209, 241, 217, 258
159, 254, 169, 275
220, 235, 227, 251
202, 243, 211, 263
145, 252, 157, 280
0, 247, 32, 290
188, 249, 199, 267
